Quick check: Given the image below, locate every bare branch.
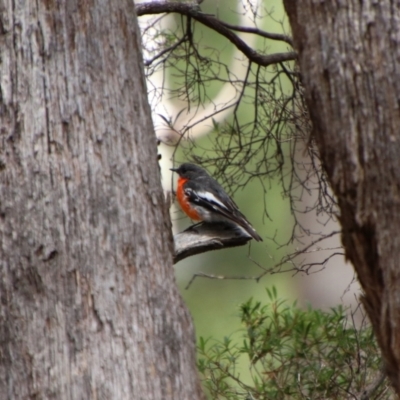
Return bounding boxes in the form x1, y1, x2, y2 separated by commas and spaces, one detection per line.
173, 222, 251, 264
136, 2, 297, 67
219, 21, 293, 46
144, 34, 187, 67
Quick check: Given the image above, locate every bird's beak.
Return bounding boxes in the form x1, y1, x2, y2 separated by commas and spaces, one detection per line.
170, 167, 178, 172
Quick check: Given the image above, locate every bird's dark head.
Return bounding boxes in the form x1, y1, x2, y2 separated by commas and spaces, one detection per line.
170, 163, 209, 180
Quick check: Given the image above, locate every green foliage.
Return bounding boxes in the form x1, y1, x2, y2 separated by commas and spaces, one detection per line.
197, 288, 392, 399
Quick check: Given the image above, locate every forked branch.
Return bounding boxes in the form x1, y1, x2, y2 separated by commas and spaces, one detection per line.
136, 1, 297, 67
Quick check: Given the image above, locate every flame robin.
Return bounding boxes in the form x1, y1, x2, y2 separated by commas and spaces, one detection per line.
171, 163, 262, 241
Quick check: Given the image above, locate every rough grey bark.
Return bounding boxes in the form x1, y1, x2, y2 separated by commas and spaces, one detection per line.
283, 0, 400, 393
0, 1, 204, 399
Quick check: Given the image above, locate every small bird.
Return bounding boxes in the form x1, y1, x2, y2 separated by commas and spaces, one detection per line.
170, 163, 262, 241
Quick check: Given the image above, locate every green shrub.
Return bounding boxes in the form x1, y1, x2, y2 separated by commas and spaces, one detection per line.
197, 287, 392, 399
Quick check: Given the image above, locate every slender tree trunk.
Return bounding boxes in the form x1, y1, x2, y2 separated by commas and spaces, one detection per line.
0, 1, 204, 398
283, 0, 400, 393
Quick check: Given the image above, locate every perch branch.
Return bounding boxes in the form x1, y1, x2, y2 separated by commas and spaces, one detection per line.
173, 222, 251, 264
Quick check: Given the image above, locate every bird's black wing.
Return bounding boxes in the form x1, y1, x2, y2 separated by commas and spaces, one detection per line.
184, 180, 262, 241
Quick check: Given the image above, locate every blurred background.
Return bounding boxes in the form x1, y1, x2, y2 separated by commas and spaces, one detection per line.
138, 0, 360, 350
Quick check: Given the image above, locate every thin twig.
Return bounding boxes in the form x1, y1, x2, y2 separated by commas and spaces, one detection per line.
185, 272, 257, 290
144, 35, 188, 66
219, 21, 293, 46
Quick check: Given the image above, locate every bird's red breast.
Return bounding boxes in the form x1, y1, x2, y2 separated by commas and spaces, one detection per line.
176, 177, 202, 221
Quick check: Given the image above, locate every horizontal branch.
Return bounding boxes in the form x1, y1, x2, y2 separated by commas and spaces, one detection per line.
220, 21, 293, 46
136, 2, 297, 67
173, 222, 251, 264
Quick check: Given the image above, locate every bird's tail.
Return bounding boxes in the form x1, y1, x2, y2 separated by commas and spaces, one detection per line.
232, 212, 263, 242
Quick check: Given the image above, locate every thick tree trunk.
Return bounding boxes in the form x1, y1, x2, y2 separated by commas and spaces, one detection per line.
0, 1, 204, 399
283, 0, 400, 393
